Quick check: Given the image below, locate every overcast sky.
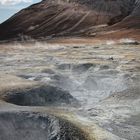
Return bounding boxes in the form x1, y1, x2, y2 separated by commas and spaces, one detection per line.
0, 0, 41, 23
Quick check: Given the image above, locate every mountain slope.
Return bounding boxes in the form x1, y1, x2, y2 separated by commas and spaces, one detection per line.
0, 0, 139, 41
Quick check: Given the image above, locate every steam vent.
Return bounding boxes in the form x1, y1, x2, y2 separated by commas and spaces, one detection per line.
0, 0, 140, 140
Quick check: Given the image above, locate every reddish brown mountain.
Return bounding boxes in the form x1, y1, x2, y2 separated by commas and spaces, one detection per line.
0, 0, 140, 41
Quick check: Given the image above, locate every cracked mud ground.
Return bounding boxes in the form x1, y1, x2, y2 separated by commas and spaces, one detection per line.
0, 40, 140, 140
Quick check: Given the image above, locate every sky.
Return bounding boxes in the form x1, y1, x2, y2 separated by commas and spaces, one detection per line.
0, 0, 41, 23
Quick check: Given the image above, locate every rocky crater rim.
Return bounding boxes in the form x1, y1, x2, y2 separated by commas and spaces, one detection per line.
0, 85, 79, 107
0, 111, 90, 140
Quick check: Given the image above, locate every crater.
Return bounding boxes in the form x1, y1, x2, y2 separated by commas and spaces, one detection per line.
57, 63, 72, 70
0, 112, 88, 140
57, 63, 96, 72
41, 69, 55, 74
99, 65, 110, 70
1, 85, 78, 107
72, 63, 96, 73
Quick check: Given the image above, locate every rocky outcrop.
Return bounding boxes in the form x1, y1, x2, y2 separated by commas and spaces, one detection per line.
0, 0, 139, 40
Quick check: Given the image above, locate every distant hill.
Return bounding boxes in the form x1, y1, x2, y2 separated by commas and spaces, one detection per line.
0, 0, 140, 41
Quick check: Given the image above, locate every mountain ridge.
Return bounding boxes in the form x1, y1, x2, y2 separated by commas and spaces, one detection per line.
0, 0, 139, 41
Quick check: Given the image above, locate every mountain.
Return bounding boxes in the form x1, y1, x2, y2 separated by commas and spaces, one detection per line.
0, 0, 140, 41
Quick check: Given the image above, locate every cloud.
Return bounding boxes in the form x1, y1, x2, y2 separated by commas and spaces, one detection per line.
0, 0, 32, 5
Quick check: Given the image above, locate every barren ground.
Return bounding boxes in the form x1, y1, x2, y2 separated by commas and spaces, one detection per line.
0, 39, 140, 140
